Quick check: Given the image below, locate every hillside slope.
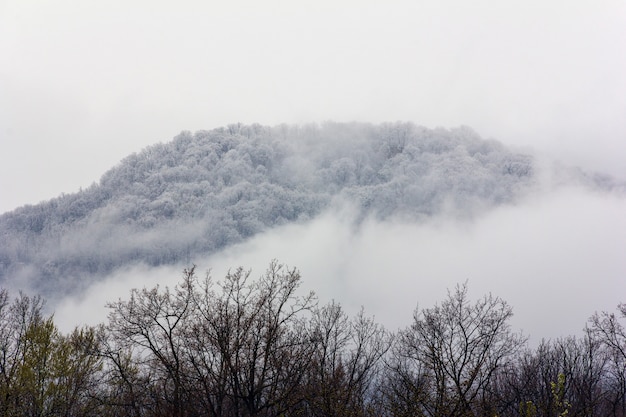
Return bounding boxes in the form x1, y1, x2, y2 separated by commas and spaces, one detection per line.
0, 122, 553, 294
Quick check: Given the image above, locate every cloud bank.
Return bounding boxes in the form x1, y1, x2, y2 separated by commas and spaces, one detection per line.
54, 183, 626, 343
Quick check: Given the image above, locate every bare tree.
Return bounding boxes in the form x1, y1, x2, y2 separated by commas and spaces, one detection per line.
590, 304, 626, 417
105, 267, 196, 417
556, 331, 609, 417
184, 260, 317, 417
306, 301, 391, 417
394, 282, 526, 417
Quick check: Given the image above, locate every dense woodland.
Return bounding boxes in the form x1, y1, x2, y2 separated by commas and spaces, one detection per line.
0, 122, 544, 295
1, 261, 625, 417
1, 122, 618, 297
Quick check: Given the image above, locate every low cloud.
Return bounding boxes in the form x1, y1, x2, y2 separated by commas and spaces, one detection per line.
54, 184, 626, 344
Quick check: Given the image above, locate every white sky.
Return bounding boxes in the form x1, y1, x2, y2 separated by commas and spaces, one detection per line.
1, 0, 625, 214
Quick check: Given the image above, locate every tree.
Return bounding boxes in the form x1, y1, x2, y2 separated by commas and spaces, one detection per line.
393, 282, 526, 417
306, 302, 391, 417
104, 267, 196, 417
555, 332, 608, 417
0, 289, 103, 417
97, 328, 147, 417
379, 336, 431, 417
186, 261, 317, 417
102, 261, 319, 417
589, 304, 626, 364
589, 304, 626, 417
507, 341, 563, 417
0, 289, 46, 416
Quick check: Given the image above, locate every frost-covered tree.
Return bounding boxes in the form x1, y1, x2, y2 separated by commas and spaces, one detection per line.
0, 121, 560, 296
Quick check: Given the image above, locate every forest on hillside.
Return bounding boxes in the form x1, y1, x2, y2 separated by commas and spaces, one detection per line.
1, 262, 625, 417
0, 122, 553, 296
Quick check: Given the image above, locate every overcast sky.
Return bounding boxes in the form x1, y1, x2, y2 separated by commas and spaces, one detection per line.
1, 0, 625, 214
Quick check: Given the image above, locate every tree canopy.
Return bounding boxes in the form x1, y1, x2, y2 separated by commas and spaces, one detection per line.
2, 262, 625, 417
0, 122, 541, 296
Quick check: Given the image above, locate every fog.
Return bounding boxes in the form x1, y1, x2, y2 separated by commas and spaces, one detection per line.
2, 0, 626, 214
54, 182, 626, 343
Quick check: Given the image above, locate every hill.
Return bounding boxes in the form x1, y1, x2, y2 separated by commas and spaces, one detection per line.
0, 121, 591, 295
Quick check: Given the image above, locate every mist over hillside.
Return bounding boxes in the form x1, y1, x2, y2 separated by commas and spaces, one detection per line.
0, 122, 618, 298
